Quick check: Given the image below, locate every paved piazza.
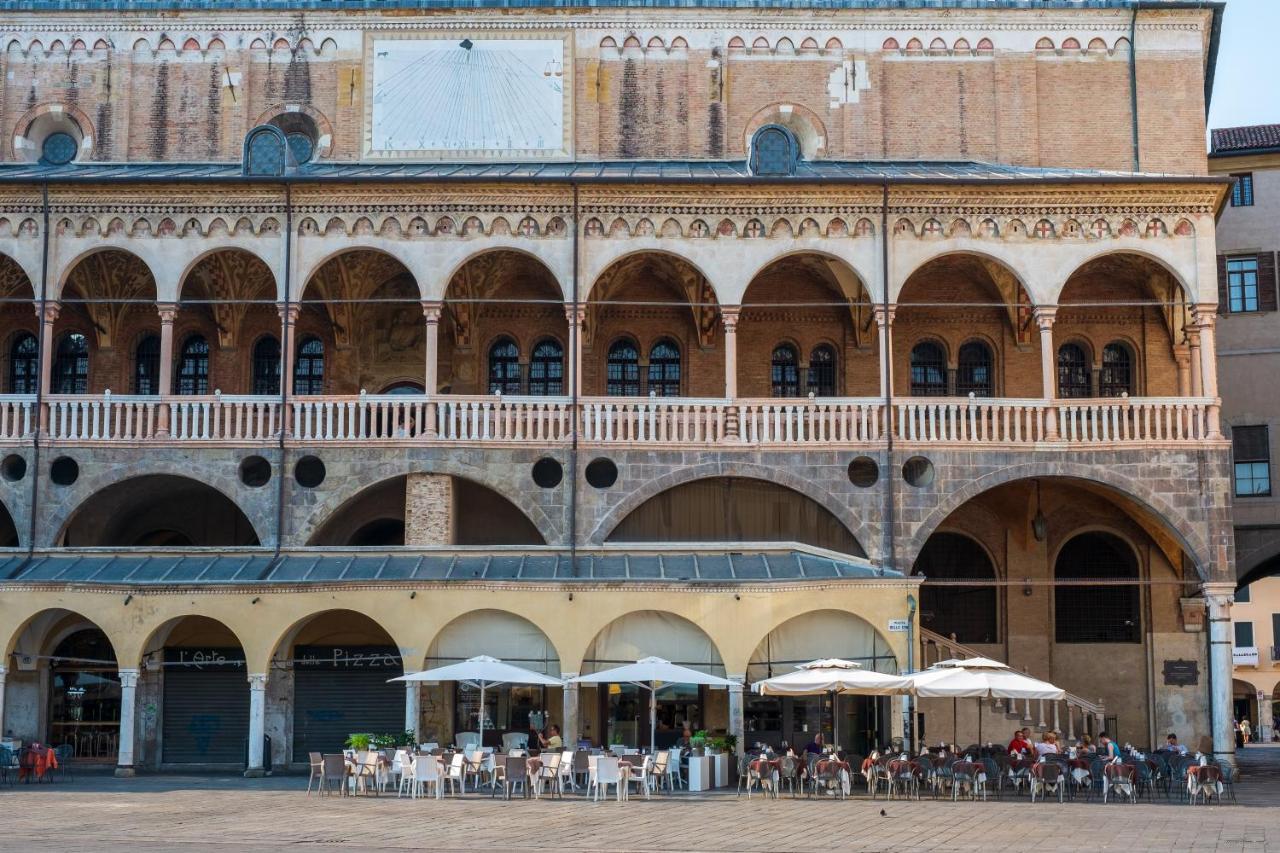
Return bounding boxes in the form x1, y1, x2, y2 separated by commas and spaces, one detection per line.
2, 748, 1277, 853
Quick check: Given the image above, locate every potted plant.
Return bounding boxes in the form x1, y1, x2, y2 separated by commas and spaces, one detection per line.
690, 729, 708, 755
371, 733, 397, 750
395, 730, 417, 748
721, 733, 738, 754
344, 733, 372, 752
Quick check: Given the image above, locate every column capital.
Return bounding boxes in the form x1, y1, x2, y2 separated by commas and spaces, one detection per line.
1033, 306, 1058, 329
420, 301, 443, 323
157, 302, 179, 323
247, 672, 268, 690
564, 305, 586, 325
721, 305, 741, 333
1185, 326, 1202, 346
277, 303, 301, 323
728, 673, 745, 690
117, 667, 140, 689
1201, 581, 1236, 613
1192, 304, 1219, 325
35, 302, 60, 324
873, 303, 897, 326
561, 672, 580, 681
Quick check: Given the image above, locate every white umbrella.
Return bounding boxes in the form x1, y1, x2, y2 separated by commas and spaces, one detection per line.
390, 655, 563, 747
906, 657, 1064, 746
570, 656, 735, 754
751, 659, 910, 748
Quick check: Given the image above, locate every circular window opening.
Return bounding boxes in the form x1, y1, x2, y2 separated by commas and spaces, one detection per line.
532, 457, 563, 489
50, 456, 79, 486
847, 456, 879, 488
239, 455, 272, 488
40, 132, 78, 166
1, 454, 27, 482
294, 455, 326, 489
585, 458, 618, 489
902, 456, 935, 488
286, 132, 314, 165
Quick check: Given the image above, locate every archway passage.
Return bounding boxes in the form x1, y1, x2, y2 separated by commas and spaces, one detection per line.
146, 616, 249, 766
50, 625, 121, 761
300, 250, 420, 395
307, 474, 545, 546
424, 610, 561, 749
1055, 531, 1140, 644
607, 476, 864, 557
740, 253, 873, 398
59, 475, 259, 546
582, 611, 724, 750
746, 610, 897, 754
913, 533, 999, 645
895, 254, 1035, 398
1056, 253, 1188, 398
58, 250, 157, 393
1, 254, 36, 394
277, 610, 404, 762
586, 252, 720, 397
179, 250, 277, 394
442, 250, 566, 395
0, 499, 17, 547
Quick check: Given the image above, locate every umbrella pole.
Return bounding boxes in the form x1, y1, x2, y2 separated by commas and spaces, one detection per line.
479, 682, 486, 750
650, 684, 657, 755
953, 697, 957, 746
977, 697, 982, 748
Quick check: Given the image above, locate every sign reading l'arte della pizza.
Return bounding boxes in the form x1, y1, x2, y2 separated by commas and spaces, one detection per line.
368, 34, 570, 160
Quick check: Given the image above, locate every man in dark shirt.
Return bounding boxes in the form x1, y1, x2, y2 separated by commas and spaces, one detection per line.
804, 732, 826, 755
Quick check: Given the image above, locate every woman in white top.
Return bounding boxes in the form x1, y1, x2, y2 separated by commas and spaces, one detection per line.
1034, 732, 1059, 757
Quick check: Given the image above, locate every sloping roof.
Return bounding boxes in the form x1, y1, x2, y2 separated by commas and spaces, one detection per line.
0, 0, 1154, 10
0, 158, 1223, 185
1211, 124, 1280, 155
0, 547, 905, 585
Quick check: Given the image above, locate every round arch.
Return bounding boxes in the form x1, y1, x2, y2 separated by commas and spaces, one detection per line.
581, 609, 726, 675
912, 531, 1001, 645
440, 246, 567, 303
0, 250, 36, 300
585, 247, 720, 305
295, 244, 422, 302
893, 248, 1038, 306
175, 246, 280, 303
904, 466, 1212, 581
746, 609, 899, 679
305, 472, 549, 547
54, 245, 159, 301
424, 609, 563, 674
1057, 247, 1195, 305
55, 474, 261, 547
592, 465, 873, 555
740, 248, 874, 304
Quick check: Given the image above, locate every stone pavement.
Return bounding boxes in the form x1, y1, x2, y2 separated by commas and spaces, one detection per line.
1, 748, 1277, 853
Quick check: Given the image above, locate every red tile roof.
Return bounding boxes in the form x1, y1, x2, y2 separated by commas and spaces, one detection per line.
1212, 124, 1280, 154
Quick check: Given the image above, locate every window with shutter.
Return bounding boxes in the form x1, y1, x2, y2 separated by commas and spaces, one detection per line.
1233, 424, 1271, 497
1231, 173, 1255, 207
1259, 252, 1278, 312
1227, 256, 1260, 313
1217, 254, 1228, 312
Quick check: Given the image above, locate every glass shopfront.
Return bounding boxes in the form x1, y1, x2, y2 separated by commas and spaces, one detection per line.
454, 683, 549, 738
601, 682, 702, 750
48, 629, 121, 760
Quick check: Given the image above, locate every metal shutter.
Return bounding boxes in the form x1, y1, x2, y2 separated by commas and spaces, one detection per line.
292, 669, 404, 762
162, 669, 249, 764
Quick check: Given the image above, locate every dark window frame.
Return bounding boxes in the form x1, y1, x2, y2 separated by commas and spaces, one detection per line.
1233, 424, 1272, 498
1056, 342, 1092, 399
8, 332, 38, 395
1054, 532, 1141, 644
771, 343, 801, 398
956, 340, 994, 397
487, 337, 522, 395
1099, 342, 1134, 398
807, 344, 837, 397
909, 341, 948, 397
606, 339, 641, 397
1231, 173, 1255, 207
647, 338, 682, 397
134, 334, 161, 395
176, 334, 211, 396
251, 336, 281, 396
528, 338, 564, 396
52, 332, 90, 394
1228, 256, 1260, 313
294, 336, 325, 395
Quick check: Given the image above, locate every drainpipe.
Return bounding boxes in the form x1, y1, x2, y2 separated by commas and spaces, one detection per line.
272, 184, 293, 562
881, 180, 896, 574
24, 183, 51, 561
905, 593, 916, 753
1128, 6, 1141, 173
569, 183, 580, 576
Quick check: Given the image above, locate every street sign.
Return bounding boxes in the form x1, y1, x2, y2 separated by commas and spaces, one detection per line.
888, 619, 910, 633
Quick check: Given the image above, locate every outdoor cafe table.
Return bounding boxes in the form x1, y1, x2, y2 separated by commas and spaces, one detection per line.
18, 745, 57, 782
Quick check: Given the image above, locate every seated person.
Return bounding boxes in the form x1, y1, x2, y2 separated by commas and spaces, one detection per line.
1008, 729, 1032, 755
803, 733, 826, 755
1165, 733, 1188, 755
1034, 732, 1059, 757
537, 724, 563, 751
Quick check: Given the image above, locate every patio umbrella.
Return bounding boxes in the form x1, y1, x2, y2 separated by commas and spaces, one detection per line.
906, 657, 1064, 747
751, 658, 911, 748
390, 655, 563, 747
570, 656, 735, 754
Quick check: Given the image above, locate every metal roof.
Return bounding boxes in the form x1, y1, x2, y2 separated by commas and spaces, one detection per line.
0, 1, 1161, 11
0, 158, 1220, 185
0, 548, 904, 585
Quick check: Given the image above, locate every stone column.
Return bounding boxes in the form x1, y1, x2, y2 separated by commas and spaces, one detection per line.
0, 665, 6, 738
35, 304, 59, 432
405, 473, 454, 545
1259, 689, 1275, 744
1034, 308, 1059, 439
565, 306, 585, 398
116, 668, 140, 777
561, 672, 579, 748
156, 303, 177, 435
422, 301, 442, 395
722, 307, 740, 399
1174, 346, 1192, 398
1204, 582, 1237, 768
403, 671, 421, 740
1194, 307, 1221, 437
728, 675, 745, 758
1187, 327, 1203, 397
875, 305, 895, 440
278, 304, 299, 435
245, 672, 267, 777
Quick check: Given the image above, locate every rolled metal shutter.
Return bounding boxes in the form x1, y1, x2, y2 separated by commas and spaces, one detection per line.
291, 646, 404, 762
162, 668, 249, 764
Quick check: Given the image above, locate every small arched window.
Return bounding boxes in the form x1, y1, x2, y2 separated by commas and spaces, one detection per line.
647, 339, 681, 397
606, 339, 641, 396
771, 344, 800, 397
910, 342, 947, 396
528, 338, 564, 396
8, 333, 38, 394
749, 125, 800, 177
956, 341, 993, 397
807, 344, 837, 397
52, 332, 89, 394
294, 336, 325, 395
1055, 532, 1140, 643
134, 334, 160, 395
1099, 343, 1133, 397
487, 337, 521, 395
176, 335, 210, 395
1056, 343, 1091, 398
252, 336, 281, 395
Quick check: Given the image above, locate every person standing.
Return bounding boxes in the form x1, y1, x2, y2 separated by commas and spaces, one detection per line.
1241, 718, 1252, 746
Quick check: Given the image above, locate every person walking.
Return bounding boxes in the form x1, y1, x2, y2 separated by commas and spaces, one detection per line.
1240, 718, 1252, 746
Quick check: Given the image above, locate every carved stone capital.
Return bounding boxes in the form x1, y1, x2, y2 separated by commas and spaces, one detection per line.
35, 302, 60, 325
117, 667, 141, 689
421, 300, 443, 324
1033, 306, 1058, 330
247, 672, 268, 691
721, 305, 741, 333
157, 302, 179, 325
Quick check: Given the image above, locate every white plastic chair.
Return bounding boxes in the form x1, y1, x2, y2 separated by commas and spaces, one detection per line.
558, 750, 577, 792
391, 749, 410, 790
532, 751, 563, 799
415, 754, 442, 799
442, 753, 467, 796
665, 747, 684, 790
586, 754, 600, 799
625, 756, 651, 799
595, 756, 624, 801
456, 731, 481, 751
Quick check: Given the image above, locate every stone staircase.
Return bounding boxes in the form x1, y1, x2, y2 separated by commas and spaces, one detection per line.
917, 628, 1106, 744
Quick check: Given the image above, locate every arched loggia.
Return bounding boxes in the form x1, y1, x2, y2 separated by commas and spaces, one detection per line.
58, 475, 260, 547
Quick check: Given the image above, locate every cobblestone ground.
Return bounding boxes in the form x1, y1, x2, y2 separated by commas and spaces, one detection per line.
1, 747, 1277, 852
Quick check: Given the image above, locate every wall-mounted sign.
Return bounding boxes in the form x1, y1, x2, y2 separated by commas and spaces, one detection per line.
888, 619, 910, 633
294, 645, 402, 670
368, 35, 570, 160
163, 647, 245, 670
1233, 646, 1260, 667
1162, 659, 1199, 686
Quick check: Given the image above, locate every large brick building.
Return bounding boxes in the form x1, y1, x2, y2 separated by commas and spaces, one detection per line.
0, 0, 1239, 775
